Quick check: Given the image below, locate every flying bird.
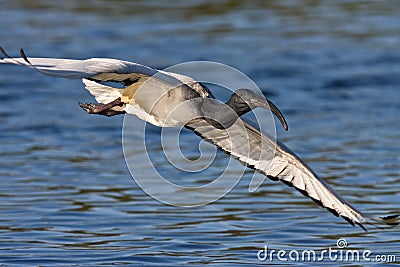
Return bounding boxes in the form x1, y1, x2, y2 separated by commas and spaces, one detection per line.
0, 47, 397, 230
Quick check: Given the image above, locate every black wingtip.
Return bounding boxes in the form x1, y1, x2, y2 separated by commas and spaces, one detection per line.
0, 46, 11, 59
342, 215, 368, 231
357, 222, 367, 232
283, 122, 289, 131
380, 214, 399, 226
365, 214, 399, 231
19, 48, 31, 64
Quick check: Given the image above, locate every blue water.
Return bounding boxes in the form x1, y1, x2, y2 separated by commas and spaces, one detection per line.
0, 1, 399, 265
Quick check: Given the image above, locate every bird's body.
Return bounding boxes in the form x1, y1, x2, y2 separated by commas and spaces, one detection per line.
1, 48, 397, 230
83, 76, 205, 126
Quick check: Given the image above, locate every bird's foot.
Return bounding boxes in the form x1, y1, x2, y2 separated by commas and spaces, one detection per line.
78, 97, 125, 117
78, 102, 100, 114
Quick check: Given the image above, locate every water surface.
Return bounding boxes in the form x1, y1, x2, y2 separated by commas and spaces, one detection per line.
0, 1, 399, 265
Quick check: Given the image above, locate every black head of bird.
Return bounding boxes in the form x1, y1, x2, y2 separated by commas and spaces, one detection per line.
226, 89, 288, 131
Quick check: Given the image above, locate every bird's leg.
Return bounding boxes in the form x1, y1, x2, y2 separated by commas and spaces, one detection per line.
98, 109, 126, 117
78, 97, 125, 117
79, 97, 122, 114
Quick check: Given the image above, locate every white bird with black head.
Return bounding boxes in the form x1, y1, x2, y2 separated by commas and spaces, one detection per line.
0, 47, 397, 230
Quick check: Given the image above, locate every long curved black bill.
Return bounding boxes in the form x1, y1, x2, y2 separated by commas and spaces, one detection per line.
249, 95, 288, 131
265, 99, 288, 131
233, 89, 289, 131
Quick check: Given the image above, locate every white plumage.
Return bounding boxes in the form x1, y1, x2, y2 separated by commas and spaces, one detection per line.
1, 48, 397, 230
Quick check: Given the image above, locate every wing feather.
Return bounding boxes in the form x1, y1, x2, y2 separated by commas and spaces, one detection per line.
0, 47, 211, 97
0, 54, 157, 80
82, 78, 122, 104
186, 119, 369, 228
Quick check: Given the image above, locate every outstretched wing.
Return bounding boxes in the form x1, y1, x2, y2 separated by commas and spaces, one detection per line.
0, 47, 158, 81
185, 119, 383, 230
0, 47, 210, 97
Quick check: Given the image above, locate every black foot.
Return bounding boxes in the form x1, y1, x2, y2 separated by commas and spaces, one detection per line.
101, 109, 126, 117
78, 97, 125, 117
78, 102, 100, 114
